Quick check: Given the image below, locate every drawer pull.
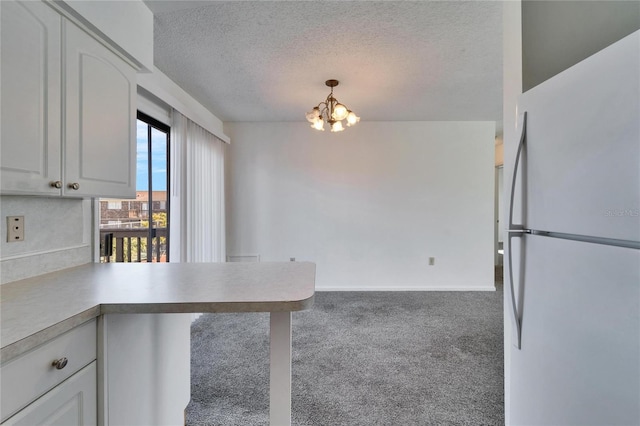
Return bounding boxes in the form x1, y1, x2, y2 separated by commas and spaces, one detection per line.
68, 182, 80, 190
52, 357, 68, 370
50, 180, 63, 188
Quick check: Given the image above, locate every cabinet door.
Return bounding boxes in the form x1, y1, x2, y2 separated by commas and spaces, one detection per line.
2, 362, 97, 426
64, 22, 136, 198
0, 0, 62, 195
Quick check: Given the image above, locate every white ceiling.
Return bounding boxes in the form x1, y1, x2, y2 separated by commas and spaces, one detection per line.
146, 1, 503, 127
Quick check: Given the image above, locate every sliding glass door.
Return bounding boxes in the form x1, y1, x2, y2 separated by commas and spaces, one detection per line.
100, 112, 170, 262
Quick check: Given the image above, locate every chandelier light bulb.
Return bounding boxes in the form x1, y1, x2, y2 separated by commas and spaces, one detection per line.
305, 80, 359, 133
331, 121, 344, 132
346, 111, 360, 126
305, 107, 321, 123
311, 118, 325, 131
332, 103, 348, 121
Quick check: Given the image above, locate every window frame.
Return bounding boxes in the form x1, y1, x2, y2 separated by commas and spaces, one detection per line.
137, 111, 171, 262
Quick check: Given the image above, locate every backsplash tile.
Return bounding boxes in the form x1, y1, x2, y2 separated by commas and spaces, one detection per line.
0, 196, 92, 284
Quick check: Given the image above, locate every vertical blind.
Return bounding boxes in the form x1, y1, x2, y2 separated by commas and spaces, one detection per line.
170, 111, 226, 263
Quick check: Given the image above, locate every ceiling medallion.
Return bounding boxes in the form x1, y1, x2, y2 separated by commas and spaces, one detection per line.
305, 80, 360, 132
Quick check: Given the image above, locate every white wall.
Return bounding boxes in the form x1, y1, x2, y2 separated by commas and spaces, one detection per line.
137, 67, 229, 143
225, 121, 495, 291
502, 0, 523, 422
0, 196, 92, 284
50, 0, 154, 71
522, 0, 640, 91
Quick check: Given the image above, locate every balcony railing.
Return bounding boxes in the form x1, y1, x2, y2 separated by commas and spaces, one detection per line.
100, 227, 168, 263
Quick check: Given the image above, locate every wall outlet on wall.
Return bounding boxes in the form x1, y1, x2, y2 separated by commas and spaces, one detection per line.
7, 216, 25, 242
429, 257, 435, 266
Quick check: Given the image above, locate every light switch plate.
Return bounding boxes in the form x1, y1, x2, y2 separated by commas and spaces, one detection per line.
7, 216, 24, 242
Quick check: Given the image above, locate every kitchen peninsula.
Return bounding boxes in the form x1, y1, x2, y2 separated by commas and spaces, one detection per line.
0, 262, 316, 425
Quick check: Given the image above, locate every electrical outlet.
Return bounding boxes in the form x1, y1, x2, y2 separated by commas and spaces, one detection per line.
290, 257, 296, 262
7, 216, 25, 242
428, 257, 435, 266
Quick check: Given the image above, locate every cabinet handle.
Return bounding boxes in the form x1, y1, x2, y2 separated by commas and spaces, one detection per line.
68, 182, 80, 190
52, 357, 68, 370
50, 181, 63, 189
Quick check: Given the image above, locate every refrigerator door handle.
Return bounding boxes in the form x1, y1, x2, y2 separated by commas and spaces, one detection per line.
507, 111, 527, 350
508, 111, 527, 232
508, 233, 522, 349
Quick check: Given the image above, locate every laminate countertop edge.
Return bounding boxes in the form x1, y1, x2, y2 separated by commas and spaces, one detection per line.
1, 295, 315, 364
1, 262, 316, 363
99, 296, 315, 315
0, 306, 101, 364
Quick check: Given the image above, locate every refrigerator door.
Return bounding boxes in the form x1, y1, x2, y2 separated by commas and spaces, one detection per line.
510, 235, 639, 425
515, 30, 639, 242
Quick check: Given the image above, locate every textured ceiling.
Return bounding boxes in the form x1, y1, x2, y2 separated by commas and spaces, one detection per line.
146, 1, 503, 125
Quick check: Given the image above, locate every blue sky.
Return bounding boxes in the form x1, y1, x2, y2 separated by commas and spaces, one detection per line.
136, 120, 168, 191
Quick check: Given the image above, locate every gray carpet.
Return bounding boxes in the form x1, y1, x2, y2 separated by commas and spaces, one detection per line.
187, 288, 504, 425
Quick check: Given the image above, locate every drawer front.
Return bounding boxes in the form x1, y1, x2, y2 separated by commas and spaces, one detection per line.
1, 361, 97, 426
0, 319, 96, 423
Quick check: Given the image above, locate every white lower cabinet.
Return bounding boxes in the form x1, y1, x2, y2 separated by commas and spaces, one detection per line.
2, 362, 97, 426
0, 320, 97, 425
2, 314, 191, 426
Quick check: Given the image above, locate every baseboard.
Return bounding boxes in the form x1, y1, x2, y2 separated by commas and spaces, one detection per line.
316, 286, 496, 292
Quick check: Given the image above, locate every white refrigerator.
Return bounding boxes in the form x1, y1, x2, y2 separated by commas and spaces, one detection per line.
505, 30, 640, 425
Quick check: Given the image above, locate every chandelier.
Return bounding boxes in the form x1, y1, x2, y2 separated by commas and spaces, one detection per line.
305, 79, 360, 132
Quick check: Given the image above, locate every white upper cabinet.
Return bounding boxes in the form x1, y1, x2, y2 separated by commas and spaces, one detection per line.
1, 0, 136, 198
1, 0, 62, 196
64, 21, 136, 198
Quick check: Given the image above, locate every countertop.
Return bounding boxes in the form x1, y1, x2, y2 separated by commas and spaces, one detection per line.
0, 262, 316, 363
